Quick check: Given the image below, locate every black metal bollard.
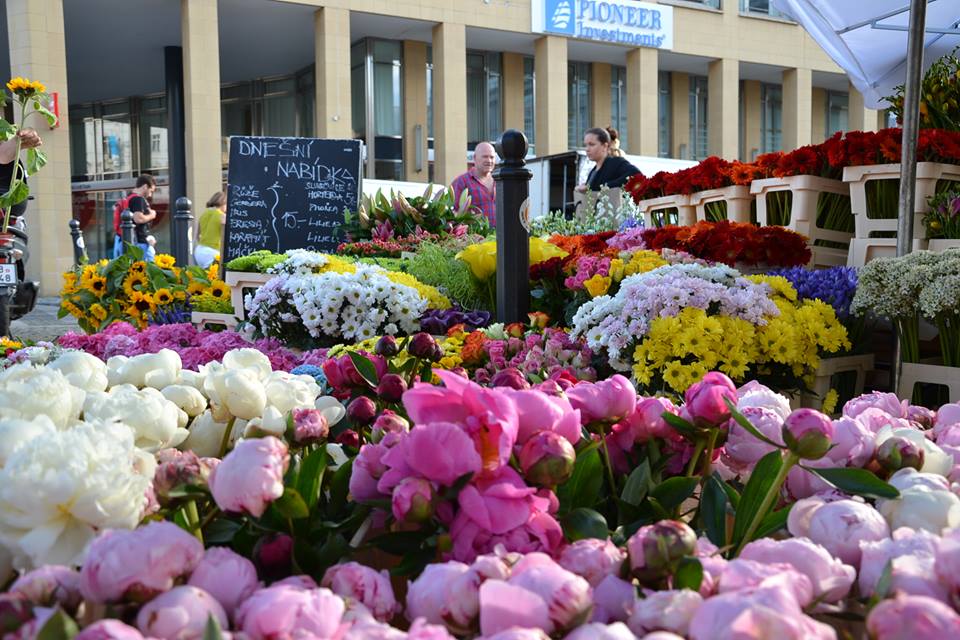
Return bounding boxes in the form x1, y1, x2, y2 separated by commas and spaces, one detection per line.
172, 196, 194, 266
120, 209, 136, 254
493, 129, 532, 324
69, 219, 88, 266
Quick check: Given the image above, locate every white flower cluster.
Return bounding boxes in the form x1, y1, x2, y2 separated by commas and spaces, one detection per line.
268, 249, 334, 276
854, 249, 960, 320
247, 264, 427, 343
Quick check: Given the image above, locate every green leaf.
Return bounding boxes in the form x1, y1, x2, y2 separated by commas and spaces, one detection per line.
701, 473, 730, 547
273, 487, 310, 520
731, 450, 784, 546
804, 467, 900, 499
621, 460, 652, 506
368, 530, 427, 555
390, 548, 436, 577
725, 397, 783, 448
673, 557, 704, 592
347, 351, 380, 387
202, 615, 225, 640
36, 609, 79, 640
442, 472, 475, 499
0, 179, 29, 209
869, 559, 895, 608
296, 448, 328, 511
755, 505, 791, 538
557, 448, 604, 515
204, 518, 242, 544
329, 459, 353, 513
31, 98, 58, 127
314, 533, 351, 569
561, 508, 609, 541
25, 148, 47, 174
649, 476, 700, 512
661, 412, 701, 440
721, 481, 741, 509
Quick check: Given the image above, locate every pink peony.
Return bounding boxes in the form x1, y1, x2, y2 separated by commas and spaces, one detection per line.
782, 409, 835, 460
684, 372, 737, 428
722, 407, 784, 473
786, 496, 889, 568
564, 622, 636, 640
500, 388, 582, 446
821, 416, 876, 467
10, 565, 82, 611
558, 539, 626, 587
688, 584, 835, 640
628, 589, 703, 637
626, 521, 696, 583
292, 408, 329, 445
935, 528, 960, 606
859, 528, 947, 602
80, 521, 204, 604
136, 585, 228, 640
235, 585, 346, 640
589, 575, 635, 623
736, 381, 792, 420
379, 422, 482, 491
866, 593, 960, 639
405, 561, 481, 634
739, 537, 855, 602
322, 562, 399, 622
350, 439, 394, 502
617, 397, 680, 447
843, 391, 907, 420
392, 477, 435, 523
208, 436, 289, 518
716, 560, 814, 607
566, 375, 637, 423
187, 546, 261, 619
75, 620, 145, 640
936, 402, 960, 431
519, 431, 576, 487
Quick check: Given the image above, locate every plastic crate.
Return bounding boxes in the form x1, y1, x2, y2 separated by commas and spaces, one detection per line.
635, 194, 697, 228
801, 353, 874, 411
688, 185, 753, 223
751, 175, 853, 246
846, 238, 929, 268
224, 271, 274, 321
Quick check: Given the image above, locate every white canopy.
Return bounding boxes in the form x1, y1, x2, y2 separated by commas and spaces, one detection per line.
771, 0, 960, 109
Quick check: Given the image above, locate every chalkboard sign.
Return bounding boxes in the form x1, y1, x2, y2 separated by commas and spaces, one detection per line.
223, 136, 362, 261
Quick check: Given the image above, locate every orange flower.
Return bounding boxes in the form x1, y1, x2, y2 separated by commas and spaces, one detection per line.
460, 331, 488, 366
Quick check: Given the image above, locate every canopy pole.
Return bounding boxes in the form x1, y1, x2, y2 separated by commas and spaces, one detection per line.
893, 0, 928, 394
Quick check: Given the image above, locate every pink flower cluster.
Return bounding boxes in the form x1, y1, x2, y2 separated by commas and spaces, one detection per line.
473, 329, 596, 385
564, 256, 612, 291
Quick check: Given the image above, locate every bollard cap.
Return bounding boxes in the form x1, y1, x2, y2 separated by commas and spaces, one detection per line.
497, 129, 528, 163
175, 196, 193, 210
69, 218, 80, 230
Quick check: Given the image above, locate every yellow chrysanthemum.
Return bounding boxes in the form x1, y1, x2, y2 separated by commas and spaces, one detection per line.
383, 271, 451, 310
821, 389, 840, 415
89, 303, 108, 321
155, 254, 176, 269
0, 336, 23, 350
154, 288, 174, 306
6, 76, 46, 95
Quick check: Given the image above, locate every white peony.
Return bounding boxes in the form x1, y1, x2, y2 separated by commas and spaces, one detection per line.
181, 410, 244, 458
204, 367, 267, 421
264, 371, 321, 414
107, 349, 182, 389
878, 482, 960, 534
176, 369, 206, 391
0, 420, 149, 568
0, 363, 85, 427
244, 405, 287, 438
875, 425, 953, 476
47, 351, 108, 393
0, 415, 57, 466
222, 348, 272, 380
161, 384, 208, 417
316, 396, 346, 426
83, 385, 188, 451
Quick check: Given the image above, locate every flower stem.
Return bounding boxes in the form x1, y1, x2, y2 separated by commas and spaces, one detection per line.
595, 422, 619, 498
183, 500, 203, 544
734, 451, 798, 556
701, 429, 720, 479
218, 416, 237, 459
685, 438, 707, 477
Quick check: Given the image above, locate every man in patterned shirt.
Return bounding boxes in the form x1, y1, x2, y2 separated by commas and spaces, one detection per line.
451, 141, 497, 226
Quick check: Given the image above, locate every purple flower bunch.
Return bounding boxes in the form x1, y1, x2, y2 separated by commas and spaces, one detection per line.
473, 328, 596, 384
418, 306, 492, 335
564, 255, 612, 291
769, 266, 858, 319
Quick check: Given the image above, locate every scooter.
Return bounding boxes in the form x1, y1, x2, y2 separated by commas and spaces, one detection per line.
0, 213, 38, 337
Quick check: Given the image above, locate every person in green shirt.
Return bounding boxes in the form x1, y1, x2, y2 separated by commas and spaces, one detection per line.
193, 191, 226, 268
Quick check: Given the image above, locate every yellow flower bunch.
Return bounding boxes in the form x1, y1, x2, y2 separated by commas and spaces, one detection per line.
457, 237, 569, 281
6, 76, 46, 96
380, 271, 451, 310
0, 336, 23, 351
583, 275, 612, 298
620, 250, 668, 279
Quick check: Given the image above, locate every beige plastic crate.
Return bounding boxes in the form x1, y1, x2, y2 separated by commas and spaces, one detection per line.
801, 353, 875, 412
751, 175, 853, 247
898, 362, 960, 403
224, 270, 274, 321
846, 238, 929, 268
191, 312, 240, 331
688, 185, 754, 223
636, 194, 697, 228
928, 239, 960, 253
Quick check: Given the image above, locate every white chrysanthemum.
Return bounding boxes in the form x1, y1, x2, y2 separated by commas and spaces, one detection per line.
0, 362, 85, 428
0, 420, 149, 568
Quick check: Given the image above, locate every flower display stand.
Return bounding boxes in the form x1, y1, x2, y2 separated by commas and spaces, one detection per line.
191, 312, 240, 331
898, 361, 960, 403
689, 186, 753, 223
801, 353, 875, 411
751, 175, 853, 269
843, 162, 960, 239
846, 238, 929, 268
636, 194, 697, 228
224, 271, 273, 320
928, 239, 960, 253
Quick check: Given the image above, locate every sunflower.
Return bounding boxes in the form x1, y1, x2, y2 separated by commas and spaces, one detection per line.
155, 254, 176, 270
173, 289, 187, 301
129, 290, 157, 315
187, 281, 207, 296
6, 76, 46, 96
154, 288, 174, 306
61, 272, 79, 295
89, 303, 108, 321
130, 261, 147, 274
86, 275, 108, 297
123, 272, 149, 297
206, 264, 219, 281
61, 299, 83, 318
209, 281, 230, 300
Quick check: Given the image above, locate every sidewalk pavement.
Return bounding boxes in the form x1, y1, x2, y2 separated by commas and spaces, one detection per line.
10, 297, 78, 342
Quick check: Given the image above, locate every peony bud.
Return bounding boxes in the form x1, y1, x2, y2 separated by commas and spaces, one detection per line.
153, 450, 213, 504
782, 408, 835, 459
877, 435, 925, 473
347, 396, 378, 426
683, 371, 737, 428
392, 477, 435, 523
375, 335, 400, 358
253, 533, 294, 582
10, 565, 82, 612
292, 408, 329, 445
371, 410, 410, 442
627, 520, 697, 584
336, 429, 360, 448
491, 367, 531, 390
408, 333, 441, 361
519, 431, 576, 487
376, 373, 408, 403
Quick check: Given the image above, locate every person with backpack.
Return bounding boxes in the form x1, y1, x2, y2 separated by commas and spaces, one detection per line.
112, 174, 158, 261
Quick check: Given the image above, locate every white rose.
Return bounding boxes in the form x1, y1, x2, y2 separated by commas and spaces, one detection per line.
162, 384, 208, 417
108, 349, 182, 389
316, 396, 346, 426
0, 363, 85, 428
83, 386, 188, 451
878, 484, 960, 534
264, 372, 320, 414
222, 348, 272, 380
181, 410, 243, 458
876, 426, 953, 476
0, 420, 149, 567
0, 415, 57, 466
47, 351, 108, 393
207, 368, 266, 421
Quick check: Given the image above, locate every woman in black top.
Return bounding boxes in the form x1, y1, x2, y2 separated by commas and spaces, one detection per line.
0, 129, 42, 219
575, 127, 640, 193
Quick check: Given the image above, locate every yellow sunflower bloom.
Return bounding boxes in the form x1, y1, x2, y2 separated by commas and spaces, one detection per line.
154, 288, 174, 306
130, 261, 147, 274
6, 76, 46, 96
86, 275, 108, 298
128, 290, 156, 315
209, 281, 231, 300
187, 281, 207, 296
155, 254, 176, 270
123, 273, 148, 297
89, 303, 108, 321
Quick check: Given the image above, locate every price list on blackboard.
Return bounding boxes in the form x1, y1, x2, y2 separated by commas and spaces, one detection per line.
223, 136, 362, 261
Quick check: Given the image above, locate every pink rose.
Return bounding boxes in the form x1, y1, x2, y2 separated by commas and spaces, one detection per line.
628, 589, 703, 637
75, 620, 145, 640
187, 546, 260, 619
558, 539, 625, 587
843, 391, 907, 420
379, 422, 482, 490
235, 585, 346, 640
10, 565, 81, 611
866, 593, 960, 639
80, 521, 204, 604
739, 537, 855, 602
322, 561, 399, 622
209, 436, 289, 518
684, 371, 737, 428
405, 561, 480, 634
566, 375, 637, 423
688, 584, 835, 640
786, 496, 889, 568
722, 407, 784, 473
500, 389, 582, 446
859, 528, 947, 602
136, 585, 228, 640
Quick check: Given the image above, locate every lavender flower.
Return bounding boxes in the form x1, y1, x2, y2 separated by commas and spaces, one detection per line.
768, 266, 858, 319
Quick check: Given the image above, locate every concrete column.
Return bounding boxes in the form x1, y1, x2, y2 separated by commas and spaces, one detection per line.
6, 0, 72, 295
626, 48, 658, 157
849, 84, 879, 132
742, 80, 761, 160
534, 36, 567, 156
402, 41, 428, 183
315, 8, 352, 139
432, 22, 467, 185
811, 87, 826, 143
502, 52, 526, 133
591, 63, 612, 132
671, 72, 689, 159
181, 0, 222, 219
783, 67, 812, 150
707, 58, 738, 159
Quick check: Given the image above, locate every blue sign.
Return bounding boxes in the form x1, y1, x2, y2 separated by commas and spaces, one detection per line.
534, 0, 674, 50
544, 0, 576, 36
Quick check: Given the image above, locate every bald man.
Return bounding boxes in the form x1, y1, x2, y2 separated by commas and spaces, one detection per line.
451, 141, 498, 226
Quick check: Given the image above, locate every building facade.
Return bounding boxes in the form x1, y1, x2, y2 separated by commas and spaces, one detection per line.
2, 0, 886, 293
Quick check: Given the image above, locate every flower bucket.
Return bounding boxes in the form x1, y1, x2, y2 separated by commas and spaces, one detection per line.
801, 353, 875, 413
191, 311, 240, 331
688, 185, 754, 224
898, 361, 960, 404
635, 194, 697, 228
224, 270, 273, 321
846, 238, 929, 268
928, 238, 960, 253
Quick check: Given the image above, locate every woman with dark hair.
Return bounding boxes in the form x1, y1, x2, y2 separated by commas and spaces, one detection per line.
575, 126, 639, 193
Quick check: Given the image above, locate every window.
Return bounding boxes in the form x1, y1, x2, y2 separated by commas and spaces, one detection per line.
611, 66, 628, 151
263, 77, 297, 137
740, 0, 788, 18
760, 83, 782, 152
689, 75, 709, 160
467, 52, 502, 148
524, 56, 535, 152
826, 91, 849, 137
659, 71, 672, 158
350, 41, 368, 140
688, 0, 721, 7
351, 38, 405, 180
568, 62, 592, 149
139, 96, 168, 172
372, 40, 403, 138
